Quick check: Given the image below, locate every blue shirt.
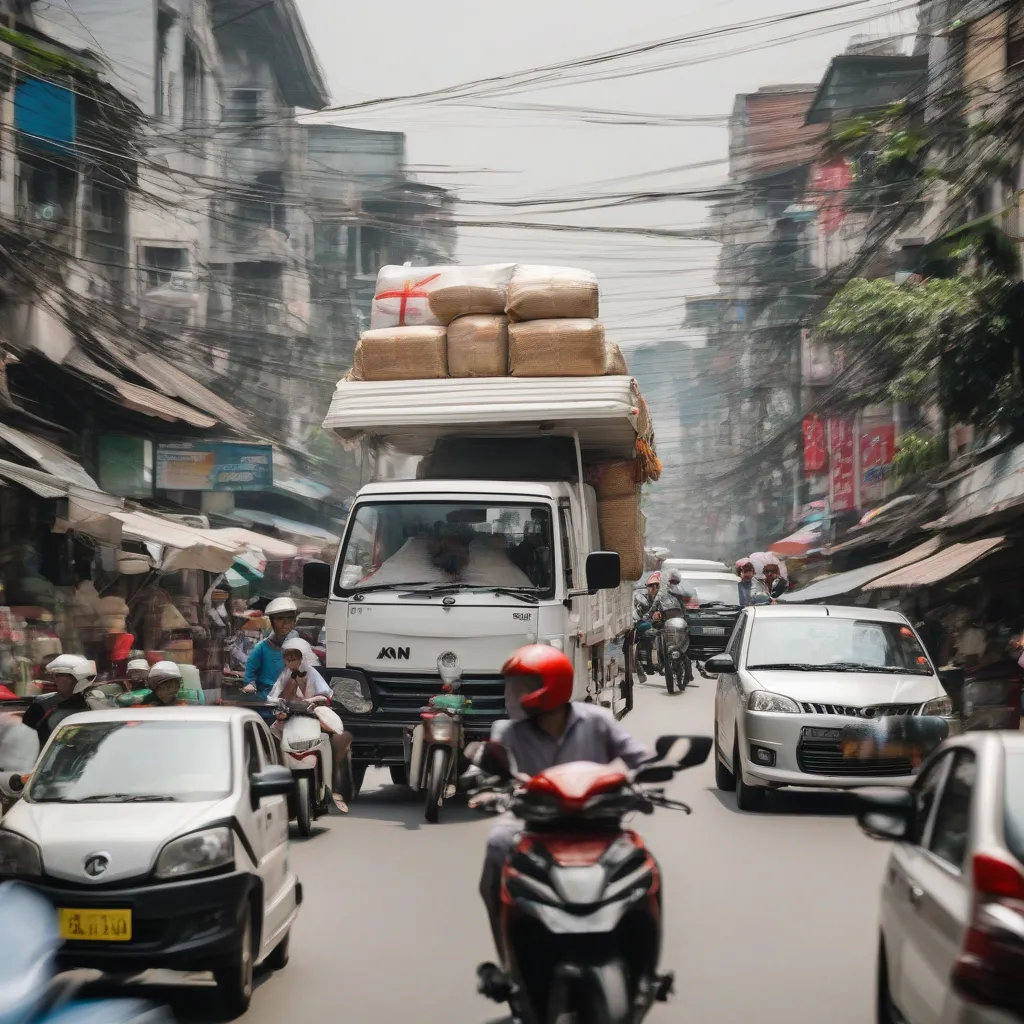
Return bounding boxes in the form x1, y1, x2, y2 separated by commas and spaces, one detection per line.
244, 631, 298, 699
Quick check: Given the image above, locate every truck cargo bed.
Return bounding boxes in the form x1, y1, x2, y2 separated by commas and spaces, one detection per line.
322, 376, 646, 460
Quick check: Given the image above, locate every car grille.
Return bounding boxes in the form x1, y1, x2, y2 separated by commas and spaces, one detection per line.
799, 702, 920, 718
368, 672, 506, 724
797, 741, 915, 778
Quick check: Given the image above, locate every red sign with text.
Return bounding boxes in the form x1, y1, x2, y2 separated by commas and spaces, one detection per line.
802, 416, 827, 475
809, 158, 852, 235
860, 424, 895, 485
829, 418, 856, 511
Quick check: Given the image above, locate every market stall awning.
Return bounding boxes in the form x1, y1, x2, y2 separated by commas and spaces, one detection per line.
112, 510, 242, 572
207, 527, 298, 561
0, 458, 69, 499
770, 522, 825, 557
863, 536, 1006, 590
0, 424, 98, 488
930, 441, 1024, 531
233, 509, 339, 545
780, 538, 941, 602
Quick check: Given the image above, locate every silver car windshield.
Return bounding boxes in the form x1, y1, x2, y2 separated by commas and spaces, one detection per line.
1005, 751, 1024, 865
27, 721, 232, 803
745, 617, 934, 674
336, 501, 554, 596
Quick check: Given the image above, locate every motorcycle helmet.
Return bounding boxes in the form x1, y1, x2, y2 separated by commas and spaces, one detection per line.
264, 596, 298, 620
646, 571, 662, 589
44, 654, 97, 694
281, 636, 319, 666
502, 644, 574, 714
148, 661, 182, 686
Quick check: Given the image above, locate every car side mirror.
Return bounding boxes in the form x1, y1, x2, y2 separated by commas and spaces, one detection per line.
250, 764, 294, 806
854, 788, 914, 841
704, 653, 735, 675
585, 551, 620, 592
303, 561, 330, 600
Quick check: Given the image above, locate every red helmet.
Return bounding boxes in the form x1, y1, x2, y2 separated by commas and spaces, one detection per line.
502, 644, 574, 713
646, 572, 662, 587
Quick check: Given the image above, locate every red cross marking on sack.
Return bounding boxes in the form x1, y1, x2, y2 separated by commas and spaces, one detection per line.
375, 273, 441, 325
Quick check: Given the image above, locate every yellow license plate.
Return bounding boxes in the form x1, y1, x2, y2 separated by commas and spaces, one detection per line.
59, 908, 132, 942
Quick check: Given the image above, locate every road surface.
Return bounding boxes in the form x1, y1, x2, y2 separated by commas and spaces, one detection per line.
119, 672, 891, 1022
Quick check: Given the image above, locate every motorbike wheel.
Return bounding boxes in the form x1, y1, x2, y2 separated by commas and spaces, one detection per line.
295, 776, 313, 836
665, 659, 676, 695
424, 747, 448, 824
548, 960, 631, 1024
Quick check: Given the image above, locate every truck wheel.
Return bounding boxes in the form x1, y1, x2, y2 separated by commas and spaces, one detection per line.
389, 765, 408, 786
214, 905, 253, 1018
295, 776, 312, 836
424, 747, 448, 824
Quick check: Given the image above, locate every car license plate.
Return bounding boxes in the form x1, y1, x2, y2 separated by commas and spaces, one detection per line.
59, 908, 132, 942
699, 626, 726, 635
802, 727, 842, 741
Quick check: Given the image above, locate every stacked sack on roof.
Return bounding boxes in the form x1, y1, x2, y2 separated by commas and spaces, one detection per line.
348, 263, 628, 381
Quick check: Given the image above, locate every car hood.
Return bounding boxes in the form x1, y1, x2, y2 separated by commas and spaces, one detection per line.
4, 797, 232, 884
745, 670, 943, 706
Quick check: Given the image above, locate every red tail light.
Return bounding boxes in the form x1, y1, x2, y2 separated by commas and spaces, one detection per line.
951, 853, 1024, 1015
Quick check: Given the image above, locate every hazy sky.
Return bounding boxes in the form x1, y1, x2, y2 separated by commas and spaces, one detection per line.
297, 0, 915, 350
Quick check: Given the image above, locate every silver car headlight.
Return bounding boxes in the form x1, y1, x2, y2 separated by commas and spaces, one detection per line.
748, 690, 801, 714
920, 695, 953, 717
0, 830, 41, 877
155, 826, 234, 880
332, 676, 373, 715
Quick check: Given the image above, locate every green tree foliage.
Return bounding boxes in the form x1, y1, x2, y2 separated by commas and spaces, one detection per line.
890, 431, 947, 483
819, 276, 1024, 435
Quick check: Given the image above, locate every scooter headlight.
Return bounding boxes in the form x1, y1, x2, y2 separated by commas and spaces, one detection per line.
332, 675, 373, 714
423, 714, 454, 743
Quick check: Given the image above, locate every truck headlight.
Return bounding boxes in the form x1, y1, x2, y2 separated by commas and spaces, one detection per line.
332, 676, 373, 715
748, 690, 801, 713
920, 695, 953, 717
155, 826, 234, 880
0, 830, 41, 877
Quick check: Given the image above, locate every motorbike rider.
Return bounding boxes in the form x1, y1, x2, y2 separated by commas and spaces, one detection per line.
126, 658, 150, 690
21, 655, 98, 745
242, 596, 299, 699
270, 637, 353, 813
141, 661, 186, 706
632, 572, 663, 681
737, 559, 758, 607
762, 559, 788, 599
477, 645, 652, 977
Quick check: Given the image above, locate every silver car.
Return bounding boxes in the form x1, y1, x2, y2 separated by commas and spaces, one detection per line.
856, 732, 1024, 1024
708, 605, 956, 811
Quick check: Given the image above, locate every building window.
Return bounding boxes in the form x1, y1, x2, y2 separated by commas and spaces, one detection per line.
225, 88, 262, 124
140, 245, 189, 291
350, 225, 387, 277
1009, 8, 1024, 69
155, 7, 174, 118
183, 39, 204, 126
16, 154, 75, 230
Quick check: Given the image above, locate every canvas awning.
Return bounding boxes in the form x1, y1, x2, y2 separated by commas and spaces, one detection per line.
112, 510, 242, 572
863, 536, 1006, 590
0, 424, 98, 488
930, 442, 1024, 531
233, 509, 339, 545
208, 527, 299, 561
780, 538, 941, 603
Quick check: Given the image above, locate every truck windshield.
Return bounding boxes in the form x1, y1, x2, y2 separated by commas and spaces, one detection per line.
336, 501, 555, 596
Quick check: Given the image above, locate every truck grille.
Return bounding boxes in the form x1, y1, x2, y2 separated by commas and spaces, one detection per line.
796, 741, 915, 778
799, 702, 920, 718
368, 672, 506, 724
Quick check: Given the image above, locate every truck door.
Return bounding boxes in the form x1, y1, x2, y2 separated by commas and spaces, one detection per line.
558, 500, 587, 697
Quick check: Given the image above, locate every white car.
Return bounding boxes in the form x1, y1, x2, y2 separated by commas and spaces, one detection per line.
708, 605, 956, 810
856, 732, 1024, 1024
0, 706, 299, 1017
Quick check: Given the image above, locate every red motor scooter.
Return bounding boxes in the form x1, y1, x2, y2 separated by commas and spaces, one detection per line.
470, 735, 712, 1024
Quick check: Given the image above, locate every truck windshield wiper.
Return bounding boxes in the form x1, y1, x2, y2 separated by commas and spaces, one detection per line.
399, 583, 540, 604
353, 581, 434, 594
698, 601, 736, 609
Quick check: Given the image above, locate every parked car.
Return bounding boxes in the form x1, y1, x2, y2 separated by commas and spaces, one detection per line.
668, 570, 744, 662
0, 706, 299, 1017
856, 731, 1024, 1024
708, 604, 958, 811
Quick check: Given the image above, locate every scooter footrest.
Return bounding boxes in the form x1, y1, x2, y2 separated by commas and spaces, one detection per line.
655, 971, 675, 1001
476, 962, 512, 1003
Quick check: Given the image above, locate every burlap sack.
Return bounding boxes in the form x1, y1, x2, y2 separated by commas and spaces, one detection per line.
447, 315, 509, 377
604, 341, 628, 375
506, 265, 599, 322
427, 265, 515, 324
586, 462, 639, 500
598, 491, 644, 582
355, 326, 448, 381
508, 319, 607, 377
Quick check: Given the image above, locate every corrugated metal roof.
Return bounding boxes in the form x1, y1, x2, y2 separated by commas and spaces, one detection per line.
0, 424, 98, 488
65, 350, 218, 429
863, 536, 1006, 590
0, 458, 70, 499
780, 538, 941, 602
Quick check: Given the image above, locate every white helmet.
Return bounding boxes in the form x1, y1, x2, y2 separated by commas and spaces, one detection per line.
148, 661, 182, 686
127, 659, 150, 674
45, 654, 98, 693
265, 597, 298, 619
282, 636, 320, 667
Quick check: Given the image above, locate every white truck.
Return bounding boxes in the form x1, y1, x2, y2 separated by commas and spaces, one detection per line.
302, 375, 649, 791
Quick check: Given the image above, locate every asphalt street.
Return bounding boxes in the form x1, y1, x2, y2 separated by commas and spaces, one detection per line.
112, 672, 892, 1022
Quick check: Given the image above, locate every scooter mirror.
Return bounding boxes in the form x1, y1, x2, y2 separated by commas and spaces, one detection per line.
654, 735, 713, 770
475, 740, 514, 781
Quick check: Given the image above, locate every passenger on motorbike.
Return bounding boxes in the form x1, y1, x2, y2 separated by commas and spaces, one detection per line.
270, 637, 353, 813
126, 658, 150, 690
141, 661, 186, 706
477, 645, 652, 972
21, 655, 98, 746
242, 596, 299, 698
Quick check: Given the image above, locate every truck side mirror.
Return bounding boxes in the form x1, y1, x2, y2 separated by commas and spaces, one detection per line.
585, 551, 620, 591
303, 561, 330, 600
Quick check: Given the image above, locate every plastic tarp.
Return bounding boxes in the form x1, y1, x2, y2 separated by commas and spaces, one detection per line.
780, 538, 941, 603
863, 536, 1006, 590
